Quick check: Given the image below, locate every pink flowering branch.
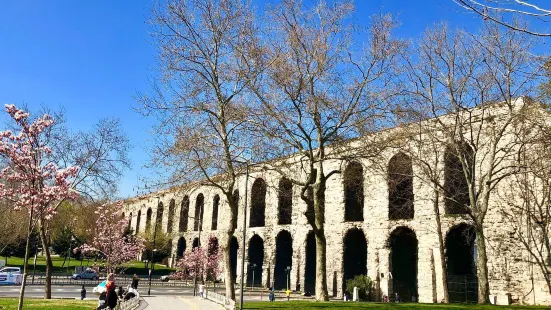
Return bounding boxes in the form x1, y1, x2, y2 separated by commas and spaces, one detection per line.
173, 235, 221, 281
76, 202, 145, 273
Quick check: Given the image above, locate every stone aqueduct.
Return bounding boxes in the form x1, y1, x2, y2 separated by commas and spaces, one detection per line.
123, 122, 550, 305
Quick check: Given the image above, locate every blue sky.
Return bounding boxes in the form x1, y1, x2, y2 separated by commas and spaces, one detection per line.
0, 0, 541, 198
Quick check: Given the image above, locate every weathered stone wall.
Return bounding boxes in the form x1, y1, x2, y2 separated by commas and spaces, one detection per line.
122, 103, 551, 305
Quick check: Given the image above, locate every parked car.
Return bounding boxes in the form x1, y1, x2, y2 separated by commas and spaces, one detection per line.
0, 267, 21, 274
72, 269, 99, 280
160, 274, 178, 282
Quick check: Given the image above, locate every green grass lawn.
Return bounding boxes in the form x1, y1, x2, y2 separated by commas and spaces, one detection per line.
242, 301, 551, 310
2, 256, 175, 276
0, 298, 96, 310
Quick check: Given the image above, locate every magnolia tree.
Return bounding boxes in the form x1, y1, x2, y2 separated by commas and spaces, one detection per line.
173, 236, 221, 281
77, 202, 144, 274
0, 104, 79, 310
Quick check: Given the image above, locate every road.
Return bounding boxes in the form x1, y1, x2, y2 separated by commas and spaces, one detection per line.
0, 285, 194, 299
0, 284, 290, 302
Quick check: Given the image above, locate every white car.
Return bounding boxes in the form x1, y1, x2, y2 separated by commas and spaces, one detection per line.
0, 267, 22, 285
0, 267, 21, 274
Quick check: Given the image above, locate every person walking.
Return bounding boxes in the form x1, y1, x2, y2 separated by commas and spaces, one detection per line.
285, 289, 291, 301
131, 274, 140, 289
199, 281, 205, 298
80, 285, 86, 300
269, 287, 275, 302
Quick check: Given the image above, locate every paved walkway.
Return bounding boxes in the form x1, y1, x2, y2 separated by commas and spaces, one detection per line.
142, 296, 223, 310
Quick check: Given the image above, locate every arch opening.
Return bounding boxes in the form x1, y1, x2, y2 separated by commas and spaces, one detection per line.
278, 178, 293, 225
389, 227, 418, 301
192, 238, 201, 249
304, 231, 316, 295
167, 199, 175, 233
179, 196, 190, 232
212, 195, 220, 231
274, 231, 293, 290
444, 145, 473, 214
156, 202, 164, 230
343, 229, 367, 284
146, 208, 153, 232
136, 210, 141, 234
446, 223, 477, 303
194, 194, 204, 231
247, 235, 264, 287
233, 190, 239, 230
250, 179, 266, 227
344, 162, 364, 221
230, 237, 239, 281
388, 153, 414, 220
177, 237, 186, 258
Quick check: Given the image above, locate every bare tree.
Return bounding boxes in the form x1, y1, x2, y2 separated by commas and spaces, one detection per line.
249, 0, 403, 300
400, 22, 544, 303
454, 0, 551, 36
140, 0, 261, 300
496, 110, 551, 300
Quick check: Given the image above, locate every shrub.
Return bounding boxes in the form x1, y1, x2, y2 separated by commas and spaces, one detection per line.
345, 275, 373, 301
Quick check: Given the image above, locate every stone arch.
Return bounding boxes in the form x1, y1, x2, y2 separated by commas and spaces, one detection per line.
146, 208, 152, 232
343, 228, 367, 285
304, 231, 316, 295
192, 237, 201, 249
344, 161, 364, 221
177, 237, 186, 257
444, 144, 473, 214
247, 234, 264, 287
250, 178, 266, 227
179, 196, 190, 232
156, 201, 164, 230
445, 223, 477, 302
212, 195, 220, 231
208, 237, 219, 256
388, 152, 414, 220
194, 194, 204, 231
388, 226, 418, 301
122, 212, 126, 219
167, 199, 175, 233
274, 230, 293, 290
135, 210, 141, 234
233, 190, 239, 230
278, 178, 293, 225
230, 237, 239, 281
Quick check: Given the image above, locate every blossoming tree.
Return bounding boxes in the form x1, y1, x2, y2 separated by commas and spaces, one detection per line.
77, 202, 144, 273
173, 235, 221, 281
0, 104, 79, 310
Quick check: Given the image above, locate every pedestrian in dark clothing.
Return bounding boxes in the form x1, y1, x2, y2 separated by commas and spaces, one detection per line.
269, 287, 275, 302
97, 281, 117, 310
117, 286, 124, 300
80, 285, 86, 300
131, 274, 139, 289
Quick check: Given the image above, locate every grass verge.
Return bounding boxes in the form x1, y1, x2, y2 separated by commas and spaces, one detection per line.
242, 301, 550, 310
0, 298, 96, 310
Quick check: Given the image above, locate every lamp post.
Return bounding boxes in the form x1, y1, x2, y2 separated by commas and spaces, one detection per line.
31, 248, 42, 285
239, 161, 250, 310
192, 202, 203, 297
285, 266, 291, 291
148, 196, 160, 296
67, 235, 75, 274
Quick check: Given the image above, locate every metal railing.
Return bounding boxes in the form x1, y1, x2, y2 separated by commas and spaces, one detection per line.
205, 290, 235, 310
117, 297, 140, 310
447, 275, 478, 303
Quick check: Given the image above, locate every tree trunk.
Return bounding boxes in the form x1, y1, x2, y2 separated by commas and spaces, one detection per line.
313, 179, 329, 301
433, 188, 449, 303
17, 209, 34, 310
39, 219, 53, 299
475, 226, 490, 304
224, 232, 235, 300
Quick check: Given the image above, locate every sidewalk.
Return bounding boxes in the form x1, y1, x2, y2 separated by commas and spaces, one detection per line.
142, 295, 223, 310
